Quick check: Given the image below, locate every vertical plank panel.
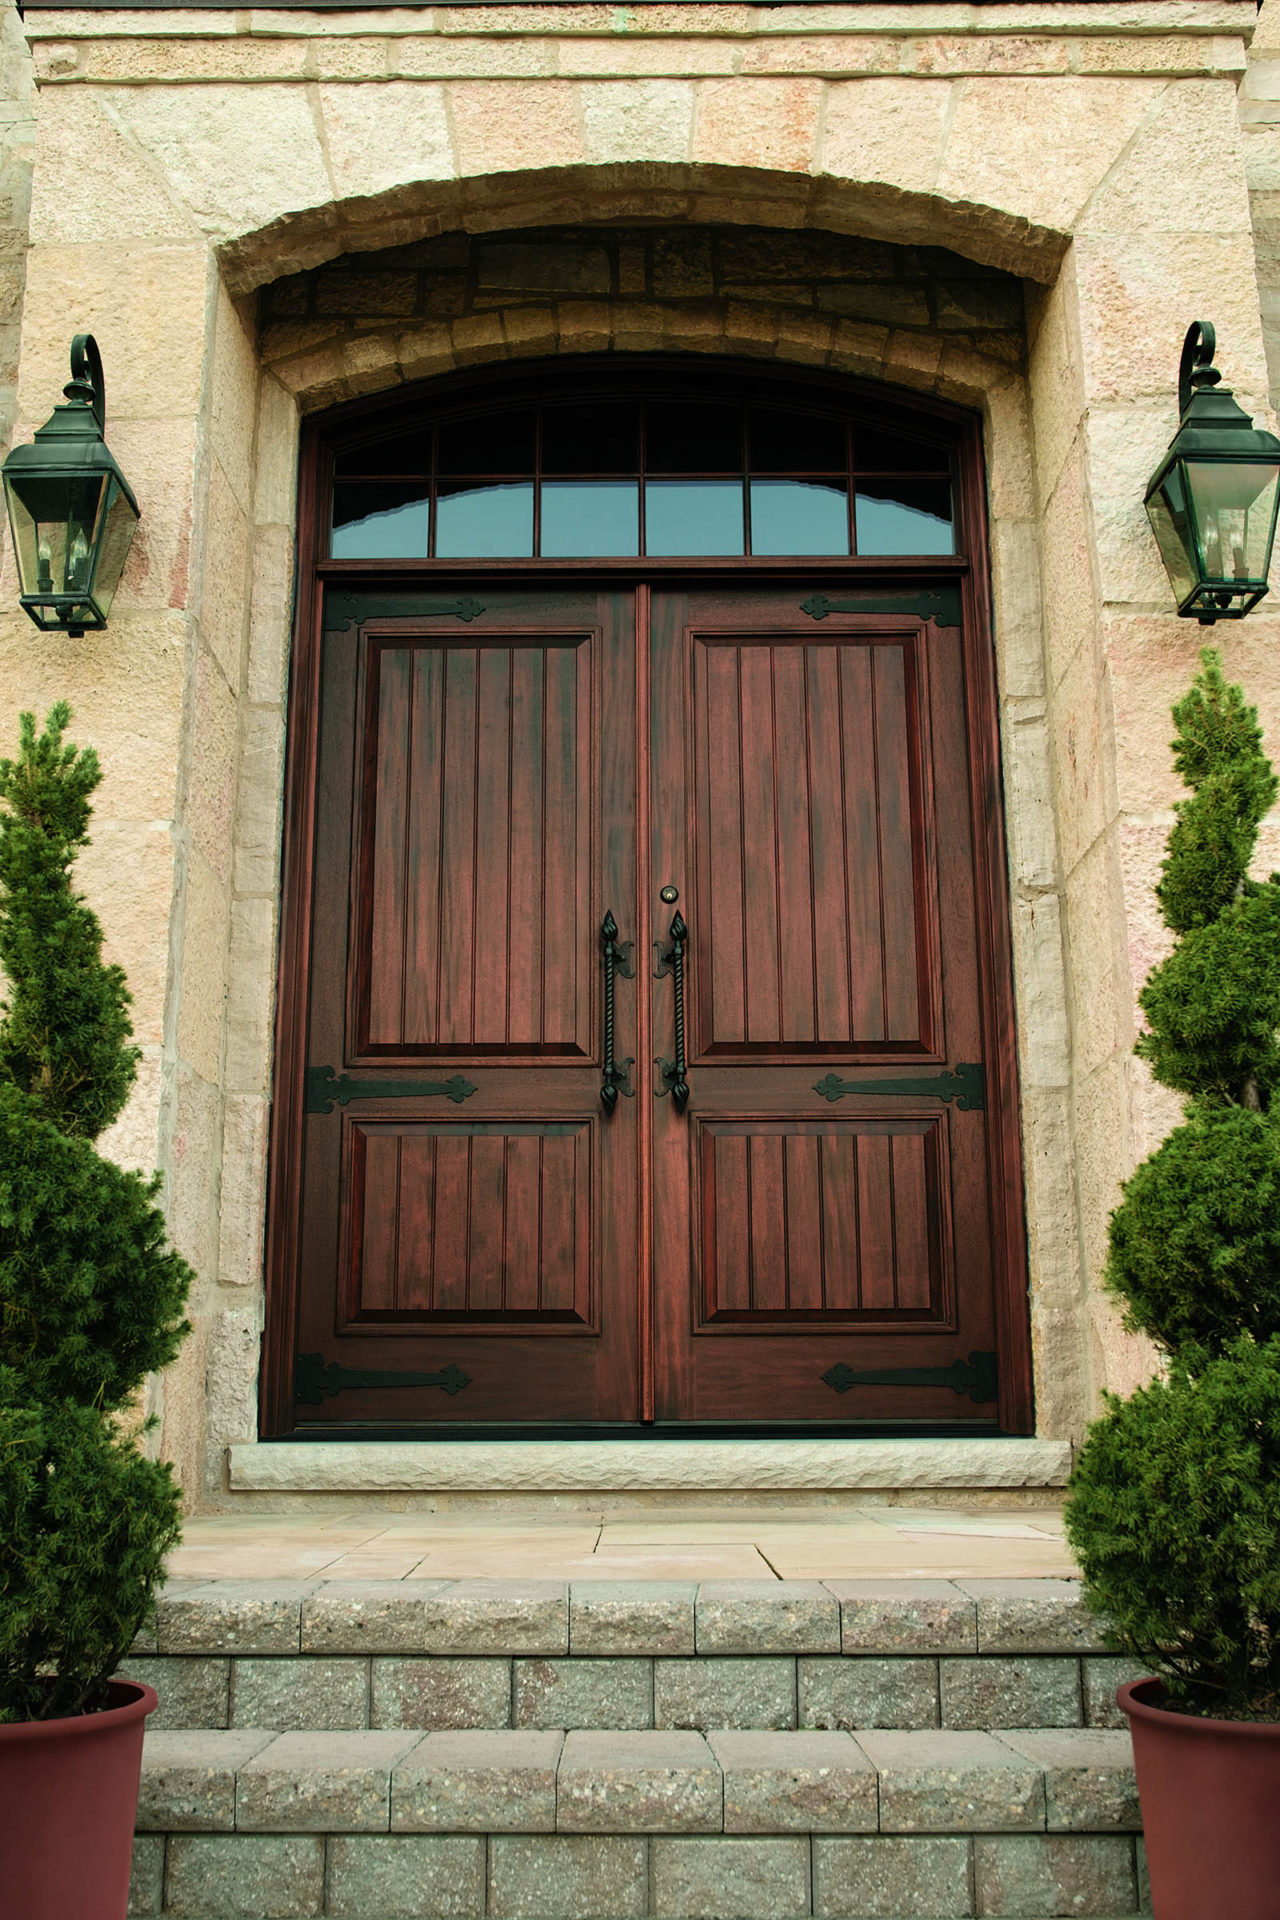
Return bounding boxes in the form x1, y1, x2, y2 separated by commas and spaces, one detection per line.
771, 647, 817, 1044
539, 1130, 578, 1311
473, 649, 514, 1046
819, 1132, 859, 1313
703, 644, 747, 1046
806, 647, 854, 1047
541, 647, 579, 1048
839, 647, 886, 1042
503, 1131, 542, 1313
856, 1133, 897, 1310
431, 1133, 472, 1311
783, 1135, 824, 1310
394, 1132, 436, 1311
712, 1133, 750, 1312
357, 1130, 401, 1311
403, 648, 444, 1047
506, 648, 545, 1046
748, 1133, 787, 1310
467, 1132, 506, 1309
890, 1132, 932, 1309
874, 646, 922, 1043
367, 648, 411, 1046
438, 649, 479, 1046
738, 646, 782, 1044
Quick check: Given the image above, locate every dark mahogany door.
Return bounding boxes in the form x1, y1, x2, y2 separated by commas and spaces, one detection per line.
289, 585, 641, 1424
648, 584, 1015, 1427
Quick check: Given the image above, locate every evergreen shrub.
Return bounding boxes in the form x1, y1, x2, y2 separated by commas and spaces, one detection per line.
0, 706, 192, 1724
1066, 652, 1280, 1719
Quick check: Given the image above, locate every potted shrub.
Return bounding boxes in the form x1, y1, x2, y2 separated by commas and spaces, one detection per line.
1065, 651, 1280, 1920
0, 706, 193, 1920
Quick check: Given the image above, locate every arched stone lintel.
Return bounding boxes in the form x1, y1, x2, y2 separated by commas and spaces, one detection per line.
217, 164, 1068, 298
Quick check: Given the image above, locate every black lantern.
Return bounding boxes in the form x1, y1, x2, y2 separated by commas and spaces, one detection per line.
1, 334, 139, 639
1145, 321, 1280, 624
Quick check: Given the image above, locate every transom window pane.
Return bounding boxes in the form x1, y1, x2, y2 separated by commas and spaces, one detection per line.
328, 390, 956, 558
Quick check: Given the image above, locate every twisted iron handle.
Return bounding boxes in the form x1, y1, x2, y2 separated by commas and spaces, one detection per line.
600, 910, 634, 1115
654, 910, 690, 1114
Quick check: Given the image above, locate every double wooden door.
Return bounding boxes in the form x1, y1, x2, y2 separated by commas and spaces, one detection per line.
270, 576, 1029, 1433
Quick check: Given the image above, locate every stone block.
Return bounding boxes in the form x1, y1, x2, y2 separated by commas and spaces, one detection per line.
696, 1581, 840, 1655
812, 1834, 973, 1918
997, 1728, 1140, 1830
940, 1656, 1082, 1730
302, 1582, 454, 1654
570, 1580, 696, 1654
656, 1657, 796, 1731
974, 1833, 1137, 1916
800, 1656, 938, 1730
164, 1835, 324, 1918
326, 1834, 485, 1918
391, 1729, 561, 1832
127, 1834, 164, 1916
830, 1581, 978, 1655
1083, 1655, 1148, 1728
514, 1656, 652, 1730
859, 1729, 1045, 1832
158, 1583, 312, 1655
651, 1836, 810, 1919
122, 1657, 229, 1730
407, 1579, 568, 1654
709, 1730, 876, 1833
231, 1657, 369, 1730
371, 1656, 512, 1730
137, 1729, 273, 1831
960, 1579, 1106, 1653
236, 1730, 420, 1832
558, 1730, 722, 1834
488, 1834, 648, 1920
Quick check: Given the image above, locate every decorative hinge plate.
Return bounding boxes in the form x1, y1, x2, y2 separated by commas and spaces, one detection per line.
813, 1063, 985, 1110
800, 587, 961, 628
295, 1352, 472, 1404
306, 1065, 478, 1112
821, 1351, 998, 1406
326, 591, 485, 632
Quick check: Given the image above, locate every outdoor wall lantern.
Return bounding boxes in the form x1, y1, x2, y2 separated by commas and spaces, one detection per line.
1, 334, 139, 639
1145, 321, 1280, 624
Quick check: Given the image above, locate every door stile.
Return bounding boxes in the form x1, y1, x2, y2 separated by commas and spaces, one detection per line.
635, 580, 656, 1423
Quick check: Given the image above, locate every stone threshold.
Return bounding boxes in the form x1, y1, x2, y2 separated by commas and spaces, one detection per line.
228, 1437, 1072, 1494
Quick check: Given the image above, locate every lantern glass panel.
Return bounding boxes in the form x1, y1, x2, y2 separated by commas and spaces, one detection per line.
4, 471, 108, 602
92, 476, 140, 619
1145, 465, 1197, 604
1184, 460, 1280, 585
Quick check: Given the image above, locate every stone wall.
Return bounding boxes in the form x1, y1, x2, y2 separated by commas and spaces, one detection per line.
0, 3, 33, 459
0, 0, 1273, 1501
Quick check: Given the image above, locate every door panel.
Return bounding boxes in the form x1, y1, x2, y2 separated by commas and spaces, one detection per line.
651, 584, 997, 1425
291, 586, 639, 1426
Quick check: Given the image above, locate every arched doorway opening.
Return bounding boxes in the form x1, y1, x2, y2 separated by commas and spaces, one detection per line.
261, 356, 1031, 1438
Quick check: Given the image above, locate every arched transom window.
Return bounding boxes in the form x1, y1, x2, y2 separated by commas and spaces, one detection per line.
329, 379, 956, 562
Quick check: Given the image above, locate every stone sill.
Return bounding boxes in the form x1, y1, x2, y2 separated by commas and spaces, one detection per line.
228, 1436, 1072, 1494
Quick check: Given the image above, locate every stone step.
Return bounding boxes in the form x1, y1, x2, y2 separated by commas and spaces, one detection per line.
128, 1726, 1146, 1919
120, 1579, 1143, 1737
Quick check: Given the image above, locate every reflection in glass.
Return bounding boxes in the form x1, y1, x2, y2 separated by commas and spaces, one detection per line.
334, 431, 431, 478
645, 480, 744, 555
646, 403, 741, 474
750, 409, 846, 474
543, 404, 638, 476
750, 480, 849, 556
542, 481, 640, 557
331, 484, 430, 558
855, 428, 949, 474
855, 480, 954, 555
436, 482, 534, 557
437, 411, 536, 476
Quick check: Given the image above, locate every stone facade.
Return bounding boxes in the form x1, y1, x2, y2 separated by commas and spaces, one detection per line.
2, 0, 1279, 1504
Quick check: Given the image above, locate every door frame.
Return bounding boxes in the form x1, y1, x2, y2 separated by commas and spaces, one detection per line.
259, 355, 1033, 1438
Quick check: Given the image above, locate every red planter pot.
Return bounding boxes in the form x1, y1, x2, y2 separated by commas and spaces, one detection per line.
0, 1679, 157, 1920
1121, 1677, 1280, 1920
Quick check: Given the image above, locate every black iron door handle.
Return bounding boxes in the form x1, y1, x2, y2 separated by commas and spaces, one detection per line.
654, 909, 690, 1113
600, 910, 635, 1114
